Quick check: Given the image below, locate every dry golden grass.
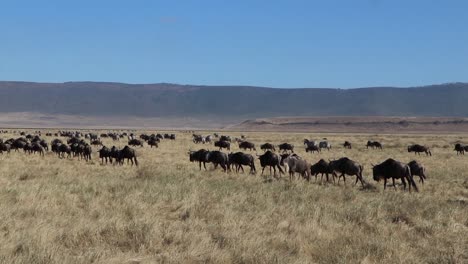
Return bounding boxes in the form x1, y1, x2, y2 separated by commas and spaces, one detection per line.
0, 131, 467, 263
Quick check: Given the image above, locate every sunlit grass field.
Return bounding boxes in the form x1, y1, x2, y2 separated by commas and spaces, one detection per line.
0, 131, 467, 263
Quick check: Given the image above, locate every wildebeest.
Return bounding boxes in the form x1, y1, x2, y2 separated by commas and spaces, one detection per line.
260, 143, 276, 152
228, 152, 256, 174
280, 154, 310, 181
116, 146, 138, 166
192, 134, 206, 144
189, 149, 210, 170
329, 157, 365, 187
454, 143, 467, 155
408, 160, 427, 184
30, 143, 45, 156
148, 138, 159, 148
343, 141, 352, 149
372, 158, 418, 192
58, 144, 72, 158
278, 143, 294, 153
366, 141, 383, 149
0, 142, 11, 154
219, 135, 231, 142
214, 140, 230, 151
305, 144, 321, 153
206, 151, 229, 172
258, 151, 284, 177
128, 139, 144, 147
310, 159, 334, 182
304, 139, 317, 147
319, 141, 331, 151
408, 144, 432, 156
98, 146, 112, 164
238, 141, 256, 151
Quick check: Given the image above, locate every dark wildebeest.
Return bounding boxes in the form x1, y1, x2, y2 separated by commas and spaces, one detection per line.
304, 139, 317, 147
329, 157, 365, 187
206, 151, 229, 172
189, 149, 210, 170
454, 143, 465, 155
280, 154, 310, 181
367, 141, 383, 149
238, 141, 256, 151
11, 139, 27, 151
408, 160, 427, 184
258, 151, 284, 177
219, 135, 231, 142
228, 152, 256, 174
98, 146, 112, 164
408, 144, 432, 156
305, 144, 320, 153
310, 159, 334, 182
117, 146, 138, 166
82, 144, 92, 161
278, 143, 294, 153
372, 158, 418, 192
319, 141, 331, 151
58, 144, 72, 158
343, 141, 352, 149
214, 140, 230, 151
128, 139, 144, 147
260, 143, 276, 152
148, 138, 159, 148
91, 139, 103, 146
0, 142, 11, 154
31, 143, 45, 156
192, 134, 205, 144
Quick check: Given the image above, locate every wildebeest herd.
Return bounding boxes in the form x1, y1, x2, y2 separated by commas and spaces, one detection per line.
0, 130, 456, 193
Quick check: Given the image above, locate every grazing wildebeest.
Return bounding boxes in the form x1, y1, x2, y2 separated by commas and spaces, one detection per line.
343, 141, 352, 149
408, 160, 427, 184
372, 158, 418, 192
329, 157, 365, 187
408, 144, 432, 156
148, 138, 159, 148
310, 159, 334, 182
214, 140, 230, 151
128, 139, 144, 147
206, 151, 229, 172
280, 154, 310, 181
319, 141, 331, 151
367, 141, 383, 149
260, 143, 276, 152
238, 141, 256, 151
454, 143, 466, 155
228, 152, 256, 174
305, 144, 321, 153
117, 146, 138, 166
258, 151, 284, 177
98, 146, 112, 164
278, 143, 294, 153
189, 149, 210, 170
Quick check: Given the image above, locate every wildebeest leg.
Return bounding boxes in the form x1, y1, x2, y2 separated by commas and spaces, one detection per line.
198, 161, 202, 170
341, 174, 345, 185
240, 165, 244, 173
401, 177, 407, 191
392, 177, 396, 190
203, 162, 207, 170
384, 178, 387, 190
261, 166, 265, 175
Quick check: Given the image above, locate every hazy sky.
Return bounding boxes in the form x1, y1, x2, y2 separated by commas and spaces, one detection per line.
1, 0, 467, 88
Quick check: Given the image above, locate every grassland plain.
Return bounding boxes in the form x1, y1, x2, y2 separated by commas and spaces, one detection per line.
0, 131, 467, 264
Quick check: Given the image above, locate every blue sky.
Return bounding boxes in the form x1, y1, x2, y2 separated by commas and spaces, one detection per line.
0, 0, 467, 88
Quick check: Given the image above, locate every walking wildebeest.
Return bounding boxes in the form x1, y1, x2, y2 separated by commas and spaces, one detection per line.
454, 143, 466, 155
304, 139, 317, 147
310, 159, 334, 182
228, 152, 256, 174
206, 151, 229, 172
219, 135, 231, 142
367, 141, 383, 149
260, 143, 276, 152
0, 142, 11, 154
128, 139, 144, 147
98, 146, 112, 164
372, 158, 418, 192
329, 157, 365, 187
305, 144, 321, 153
214, 140, 230, 151
278, 143, 294, 153
148, 138, 159, 148
408, 144, 432, 156
408, 160, 427, 184
319, 141, 331, 151
189, 149, 210, 170
280, 154, 310, 181
343, 141, 352, 149
116, 146, 138, 166
238, 141, 256, 151
258, 151, 284, 177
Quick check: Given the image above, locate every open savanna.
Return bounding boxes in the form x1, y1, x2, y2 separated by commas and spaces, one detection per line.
0, 131, 467, 264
